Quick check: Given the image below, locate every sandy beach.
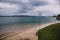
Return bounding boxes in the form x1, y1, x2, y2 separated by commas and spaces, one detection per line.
0, 24, 39, 40
0, 22, 59, 40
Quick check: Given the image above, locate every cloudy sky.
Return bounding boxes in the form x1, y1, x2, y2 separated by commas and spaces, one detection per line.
0, 0, 60, 16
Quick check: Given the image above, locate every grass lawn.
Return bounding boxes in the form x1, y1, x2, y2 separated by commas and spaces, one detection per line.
38, 23, 60, 40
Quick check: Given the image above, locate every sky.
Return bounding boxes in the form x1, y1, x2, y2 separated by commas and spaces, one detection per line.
0, 0, 60, 16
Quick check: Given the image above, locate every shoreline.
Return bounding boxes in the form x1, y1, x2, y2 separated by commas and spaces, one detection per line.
39, 22, 60, 30
0, 22, 60, 40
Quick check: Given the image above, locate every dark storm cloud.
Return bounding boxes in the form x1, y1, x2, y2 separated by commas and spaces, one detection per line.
0, 0, 59, 16
30, 0, 48, 6
19, 7, 33, 13
58, 0, 60, 5
0, 0, 48, 14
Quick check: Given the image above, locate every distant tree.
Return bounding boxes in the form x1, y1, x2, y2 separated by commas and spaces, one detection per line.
56, 14, 60, 21
52, 15, 56, 17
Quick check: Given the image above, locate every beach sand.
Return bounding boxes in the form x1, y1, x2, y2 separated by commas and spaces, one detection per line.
0, 22, 59, 40
0, 24, 39, 40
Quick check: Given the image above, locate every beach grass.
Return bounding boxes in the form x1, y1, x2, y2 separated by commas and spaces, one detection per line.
38, 23, 60, 40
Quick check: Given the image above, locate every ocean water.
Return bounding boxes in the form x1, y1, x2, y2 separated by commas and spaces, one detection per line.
0, 16, 56, 25
0, 16, 57, 33
0, 16, 40, 25
40, 16, 57, 24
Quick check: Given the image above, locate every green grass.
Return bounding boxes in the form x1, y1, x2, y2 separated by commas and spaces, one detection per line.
38, 23, 60, 40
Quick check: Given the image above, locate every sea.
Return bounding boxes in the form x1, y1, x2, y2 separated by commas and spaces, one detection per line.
0, 16, 57, 34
